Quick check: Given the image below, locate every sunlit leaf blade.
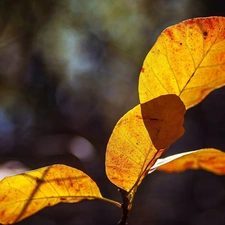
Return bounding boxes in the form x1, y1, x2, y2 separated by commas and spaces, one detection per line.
157, 148, 225, 174
139, 16, 225, 109
0, 164, 105, 224
105, 94, 185, 192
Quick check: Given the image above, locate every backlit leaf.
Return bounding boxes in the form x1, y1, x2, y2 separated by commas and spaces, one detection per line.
139, 16, 225, 109
157, 148, 225, 174
105, 94, 185, 192
0, 164, 119, 224
148, 150, 197, 174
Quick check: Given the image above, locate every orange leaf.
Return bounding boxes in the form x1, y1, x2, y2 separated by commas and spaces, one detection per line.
0, 164, 119, 224
105, 94, 185, 192
157, 148, 225, 174
139, 16, 225, 109
148, 150, 197, 174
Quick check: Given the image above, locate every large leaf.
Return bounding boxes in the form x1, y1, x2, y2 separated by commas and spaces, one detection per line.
139, 16, 225, 109
0, 164, 119, 224
105, 94, 185, 192
156, 148, 225, 174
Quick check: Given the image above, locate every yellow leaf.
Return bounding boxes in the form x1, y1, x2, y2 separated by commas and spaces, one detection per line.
105, 94, 185, 192
139, 16, 225, 109
0, 164, 119, 224
157, 148, 225, 174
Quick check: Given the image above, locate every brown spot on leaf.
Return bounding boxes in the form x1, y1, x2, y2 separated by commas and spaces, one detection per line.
1, 195, 6, 201
69, 178, 74, 187
141, 67, 145, 73
1, 210, 5, 216
135, 115, 142, 120
165, 29, 174, 40
203, 31, 208, 40
184, 161, 194, 168
203, 31, 208, 36
36, 178, 41, 184
149, 118, 159, 121
56, 179, 61, 186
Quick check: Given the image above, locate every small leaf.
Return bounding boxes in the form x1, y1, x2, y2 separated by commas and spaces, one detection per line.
148, 150, 197, 174
105, 94, 185, 192
0, 164, 117, 224
139, 16, 225, 109
157, 148, 225, 174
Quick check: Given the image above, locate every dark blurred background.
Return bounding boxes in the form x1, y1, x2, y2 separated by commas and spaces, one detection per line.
0, 0, 225, 225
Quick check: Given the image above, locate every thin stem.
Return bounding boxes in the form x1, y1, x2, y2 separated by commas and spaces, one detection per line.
100, 197, 121, 208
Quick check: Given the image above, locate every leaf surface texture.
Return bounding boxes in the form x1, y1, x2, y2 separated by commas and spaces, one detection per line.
0, 164, 103, 224
139, 16, 225, 109
106, 94, 185, 192
157, 148, 225, 174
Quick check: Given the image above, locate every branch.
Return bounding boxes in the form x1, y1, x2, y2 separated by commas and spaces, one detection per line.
118, 189, 130, 225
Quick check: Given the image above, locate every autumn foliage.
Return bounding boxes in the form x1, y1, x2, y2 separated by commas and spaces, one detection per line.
1, 16, 225, 225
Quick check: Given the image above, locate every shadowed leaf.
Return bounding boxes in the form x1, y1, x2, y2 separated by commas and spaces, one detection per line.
105, 94, 185, 192
139, 16, 225, 109
141, 94, 185, 150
